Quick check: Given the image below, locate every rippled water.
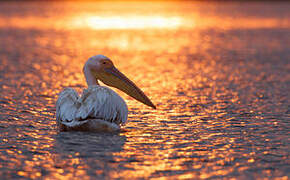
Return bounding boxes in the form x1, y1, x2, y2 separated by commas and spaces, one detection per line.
0, 1, 289, 179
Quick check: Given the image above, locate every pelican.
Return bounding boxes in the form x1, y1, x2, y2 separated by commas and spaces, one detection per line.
56, 55, 156, 132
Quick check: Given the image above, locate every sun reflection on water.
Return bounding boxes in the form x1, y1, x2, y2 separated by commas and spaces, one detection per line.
70, 15, 183, 30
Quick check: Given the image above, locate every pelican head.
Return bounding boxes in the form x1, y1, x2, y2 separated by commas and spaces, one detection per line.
83, 55, 156, 109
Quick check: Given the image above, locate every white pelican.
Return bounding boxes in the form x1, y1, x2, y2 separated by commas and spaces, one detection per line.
56, 55, 156, 132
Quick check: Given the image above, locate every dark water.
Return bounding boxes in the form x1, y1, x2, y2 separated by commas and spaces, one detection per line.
0, 1, 289, 179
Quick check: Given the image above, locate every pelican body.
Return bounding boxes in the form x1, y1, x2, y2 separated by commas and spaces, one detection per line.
56, 55, 155, 132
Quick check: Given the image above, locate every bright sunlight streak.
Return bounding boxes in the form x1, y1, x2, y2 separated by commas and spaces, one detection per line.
70, 15, 183, 29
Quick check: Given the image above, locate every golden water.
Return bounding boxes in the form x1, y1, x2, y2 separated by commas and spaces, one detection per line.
0, 1, 289, 179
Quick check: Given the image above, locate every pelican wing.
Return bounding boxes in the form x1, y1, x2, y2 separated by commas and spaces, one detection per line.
77, 86, 128, 125
56, 88, 88, 127
56, 86, 128, 130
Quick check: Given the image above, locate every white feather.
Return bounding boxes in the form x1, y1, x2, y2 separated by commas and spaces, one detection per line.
56, 86, 128, 131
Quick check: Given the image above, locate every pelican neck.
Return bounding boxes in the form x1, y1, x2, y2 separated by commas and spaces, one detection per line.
83, 66, 98, 86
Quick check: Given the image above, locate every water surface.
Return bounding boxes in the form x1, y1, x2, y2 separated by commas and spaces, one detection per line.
0, 1, 289, 179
